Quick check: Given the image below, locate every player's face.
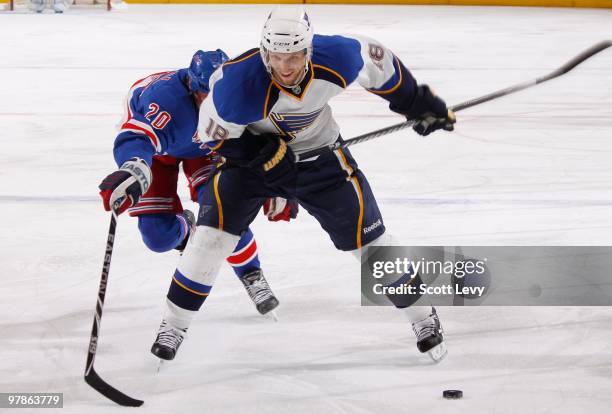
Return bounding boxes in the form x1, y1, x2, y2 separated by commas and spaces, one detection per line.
268, 51, 307, 86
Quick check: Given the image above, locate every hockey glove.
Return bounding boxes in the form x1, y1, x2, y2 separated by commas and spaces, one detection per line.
263, 197, 299, 222
248, 136, 297, 187
99, 158, 151, 215
399, 85, 456, 136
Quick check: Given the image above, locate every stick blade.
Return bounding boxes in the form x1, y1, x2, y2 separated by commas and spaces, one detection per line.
84, 368, 144, 407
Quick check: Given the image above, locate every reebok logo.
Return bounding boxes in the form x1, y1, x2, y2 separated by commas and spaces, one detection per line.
363, 218, 382, 234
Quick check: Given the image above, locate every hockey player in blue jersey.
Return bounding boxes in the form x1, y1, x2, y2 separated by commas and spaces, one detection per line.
98, 50, 299, 359
150, 8, 455, 362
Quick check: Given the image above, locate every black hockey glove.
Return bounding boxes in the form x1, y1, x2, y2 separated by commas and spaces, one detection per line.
99, 158, 151, 215
248, 136, 297, 187
398, 85, 456, 136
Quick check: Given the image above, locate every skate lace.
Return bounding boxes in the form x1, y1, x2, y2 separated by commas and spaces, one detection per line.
244, 275, 273, 305
412, 315, 438, 342
156, 322, 186, 350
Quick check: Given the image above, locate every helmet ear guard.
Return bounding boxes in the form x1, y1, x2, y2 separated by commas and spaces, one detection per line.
187, 49, 229, 94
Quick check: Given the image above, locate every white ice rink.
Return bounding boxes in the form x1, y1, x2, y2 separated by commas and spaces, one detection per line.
1, 4, 612, 413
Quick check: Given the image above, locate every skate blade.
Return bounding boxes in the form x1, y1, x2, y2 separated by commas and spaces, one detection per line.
265, 310, 279, 322
427, 341, 448, 363
156, 359, 165, 373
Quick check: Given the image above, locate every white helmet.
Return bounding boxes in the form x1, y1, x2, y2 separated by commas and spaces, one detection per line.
260, 6, 314, 82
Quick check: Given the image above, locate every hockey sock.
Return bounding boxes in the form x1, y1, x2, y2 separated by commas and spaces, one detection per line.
167, 269, 212, 312
165, 226, 239, 323
401, 305, 432, 324
164, 298, 198, 330
356, 231, 432, 323
384, 270, 425, 308
226, 228, 261, 278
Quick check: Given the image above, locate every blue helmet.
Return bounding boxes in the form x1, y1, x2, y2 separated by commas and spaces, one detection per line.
187, 49, 229, 94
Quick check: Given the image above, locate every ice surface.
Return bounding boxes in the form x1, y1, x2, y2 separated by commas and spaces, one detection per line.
1, 4, 612, 413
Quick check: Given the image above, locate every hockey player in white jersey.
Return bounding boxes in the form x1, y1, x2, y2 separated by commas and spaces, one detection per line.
151, 6, 455, 362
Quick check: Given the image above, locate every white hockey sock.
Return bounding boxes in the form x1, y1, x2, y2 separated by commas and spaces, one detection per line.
401, 306, 432, 324
165, 226, 239, 330
164, 299, 197, 330
355, 232, 433, 324
178, 225, 239, 287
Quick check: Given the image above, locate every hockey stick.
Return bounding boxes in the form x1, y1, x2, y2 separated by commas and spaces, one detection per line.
84, 209, 144, 407
296, 40, 612, 162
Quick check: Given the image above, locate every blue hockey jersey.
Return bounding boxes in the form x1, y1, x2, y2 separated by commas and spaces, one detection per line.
198, 34, 418, 156
114, 69, 211, 167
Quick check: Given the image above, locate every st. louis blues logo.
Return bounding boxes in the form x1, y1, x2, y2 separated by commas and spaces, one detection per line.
269, 109, 323, 142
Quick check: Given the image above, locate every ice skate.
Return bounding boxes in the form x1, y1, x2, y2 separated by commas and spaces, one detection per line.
241, 269, 279, 315
150, 319, 187, 361
412, 307, 447, 363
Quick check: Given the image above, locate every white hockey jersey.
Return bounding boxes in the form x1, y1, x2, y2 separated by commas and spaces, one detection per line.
198, 34, 418, 157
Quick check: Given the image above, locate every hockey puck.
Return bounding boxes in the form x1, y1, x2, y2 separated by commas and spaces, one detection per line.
443, 390, 463, 399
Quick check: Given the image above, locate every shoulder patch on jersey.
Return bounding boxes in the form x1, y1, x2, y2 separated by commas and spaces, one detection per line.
311, 34, 363, 87
213, 48, 271, 125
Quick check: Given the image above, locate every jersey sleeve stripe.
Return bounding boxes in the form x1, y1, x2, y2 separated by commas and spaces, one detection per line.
120, 119, 162, 152
367, 55, 403, 95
